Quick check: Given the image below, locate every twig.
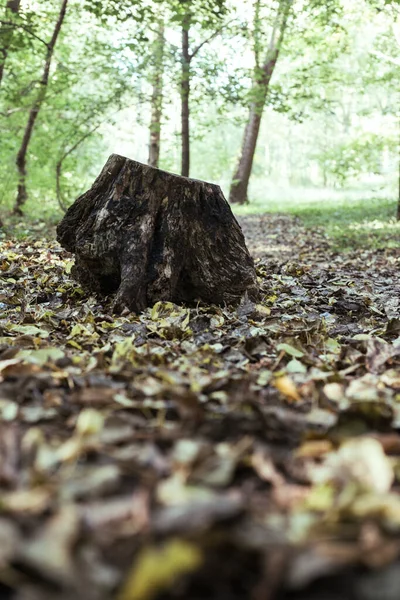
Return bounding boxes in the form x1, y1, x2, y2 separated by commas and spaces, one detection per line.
0, 20, 50, 47
189, 18, 236, 61
56, 122, 102, 212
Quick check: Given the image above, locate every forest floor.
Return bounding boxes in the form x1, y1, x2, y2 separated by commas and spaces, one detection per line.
236, 193, 400, 251
0, 213, 400, 600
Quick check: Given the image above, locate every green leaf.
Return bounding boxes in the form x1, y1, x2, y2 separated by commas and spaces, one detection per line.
286, 358, 307, 373
277, 343, 304, 358
8, 324, 49, 338
16, 348, 65, 365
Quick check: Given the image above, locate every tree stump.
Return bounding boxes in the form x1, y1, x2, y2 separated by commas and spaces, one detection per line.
56, 155, 258, 312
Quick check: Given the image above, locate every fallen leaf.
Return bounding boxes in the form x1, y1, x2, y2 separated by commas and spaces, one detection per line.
118, 539, 202, 600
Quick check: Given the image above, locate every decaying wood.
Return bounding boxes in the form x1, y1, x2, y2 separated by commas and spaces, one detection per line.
56, 154, 258, 312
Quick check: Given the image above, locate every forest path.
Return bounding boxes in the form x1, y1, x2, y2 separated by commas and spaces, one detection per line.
0, 214, 399, 599
240, 213, 316, 260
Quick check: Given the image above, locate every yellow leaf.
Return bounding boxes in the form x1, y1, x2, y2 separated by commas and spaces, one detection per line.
67, 340, 82, 350
118, 539, 202, 600
255, 304, 271, 316
150, 301, 161, 320
56, 438, 83, 463
76, 409, 104, 436
64, 260, 74, 274
68, 324, 99, 339
305, 483, 335, 511
274, 376, 301, 401
150, 301, 176, 320
181, 311, 190, 330
111, 338, 136, 364
296, 440, 333, 458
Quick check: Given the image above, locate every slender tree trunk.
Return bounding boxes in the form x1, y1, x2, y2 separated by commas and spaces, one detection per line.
398, 146, 400, 221
398, 108, 400, 221
229, 0, 292, 204
13, 0, 68, 215
178, 8, 228, 178
181, 15, 191, 177
229, 84, 268, 204
0, 0, 21, 86
148, 21, 165, 168
397, 168, 400, 221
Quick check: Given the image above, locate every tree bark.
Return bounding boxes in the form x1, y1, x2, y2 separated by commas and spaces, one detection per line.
398, 110, 400, 221
229, 0, 292, 204
181, 16, 191, 178
0, 0, 21, 87
229, 83, 268, 205
57, 155, 258, 313
397, 152, 400, 221
13, 0, 68, 215
178, 8, 229, 178
148, 21, 165, 168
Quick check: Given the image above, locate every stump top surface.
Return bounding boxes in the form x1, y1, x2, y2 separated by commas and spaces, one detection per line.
107, 154, 221, 189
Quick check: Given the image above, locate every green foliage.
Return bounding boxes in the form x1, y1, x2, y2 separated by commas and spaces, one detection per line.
168, 0, 228, 28
316, 133, 396, 186
0, 0, 399, 217
0, 0, 148, 212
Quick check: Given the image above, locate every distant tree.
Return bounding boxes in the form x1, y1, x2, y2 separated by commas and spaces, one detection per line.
148, 19, 166, 168
13, 0, 68, 215
169, 0, 229, 177
229, 0, 292, 204
366, 0, 400, 218
0, 0, 21, 87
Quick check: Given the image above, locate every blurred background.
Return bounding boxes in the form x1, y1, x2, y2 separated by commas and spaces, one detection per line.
0, 0, 399, 248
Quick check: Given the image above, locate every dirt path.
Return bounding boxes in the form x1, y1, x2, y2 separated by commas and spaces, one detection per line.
0, 214, 399, 600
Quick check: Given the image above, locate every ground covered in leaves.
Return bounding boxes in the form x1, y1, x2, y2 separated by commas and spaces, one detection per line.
0, 213, 399, 600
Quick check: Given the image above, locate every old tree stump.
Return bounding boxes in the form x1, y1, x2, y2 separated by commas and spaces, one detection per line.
57, 155, 258, 312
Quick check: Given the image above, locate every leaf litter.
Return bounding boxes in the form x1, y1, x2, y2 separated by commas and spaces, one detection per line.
0, 214, 399, 599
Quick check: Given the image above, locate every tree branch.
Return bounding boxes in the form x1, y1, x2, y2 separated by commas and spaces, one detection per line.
266, 0, 293, 61
370, 48, 400, 67
189, 18, 236, 62
253, 0, 262, 70
56, 123, 102, 212
0, 20, 50, 47
56, 106, 123, 211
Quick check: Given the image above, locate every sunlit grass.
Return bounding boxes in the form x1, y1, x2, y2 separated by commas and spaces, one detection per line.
234, 186, 400, 250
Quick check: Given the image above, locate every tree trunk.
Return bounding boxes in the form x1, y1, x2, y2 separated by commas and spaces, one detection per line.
148, 21, 165, 168
229, 0, 292, 204
397, 152, 400, 221
181, 16, 191, 177
13, 0, 68, 215
229, 88, 267, 205
178, 8, 228, 178
57, 155, 258, 313
0, 0, 21, 87
398, 113, 400, 221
